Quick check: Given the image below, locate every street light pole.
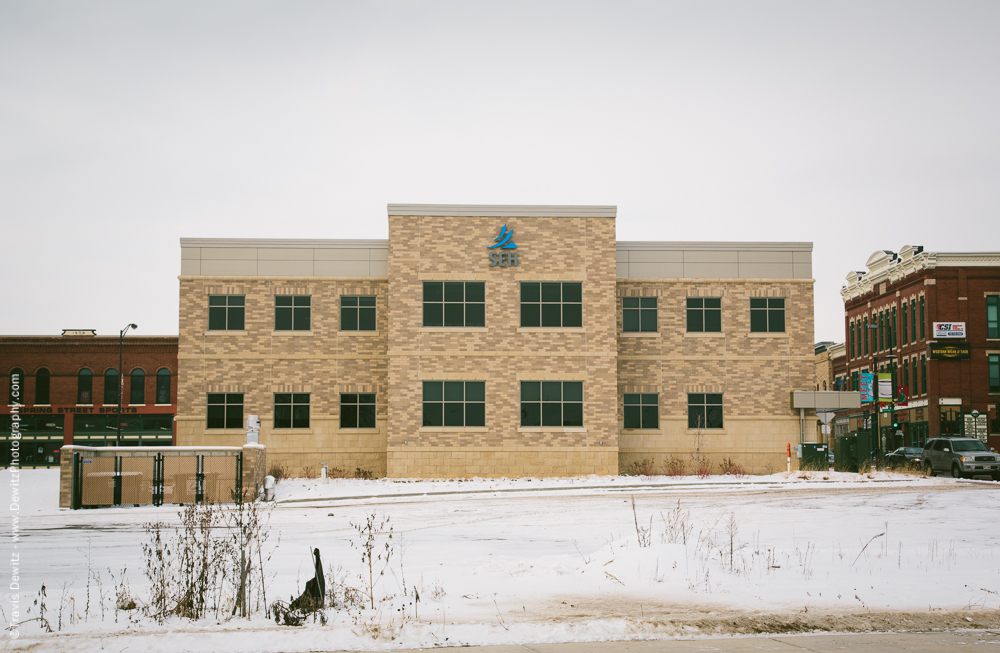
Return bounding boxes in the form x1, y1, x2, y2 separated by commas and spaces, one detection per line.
866, 322, 897, 463
117, 323, 138, 446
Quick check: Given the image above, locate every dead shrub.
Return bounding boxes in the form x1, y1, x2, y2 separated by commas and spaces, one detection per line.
623, 458, 656, 477
267, 463, 289, 483
663, 457, 687, 477
301, 465, 317, 479
696, 460, 715, 479
718, 457, 748, 478
354, 468, 373, 480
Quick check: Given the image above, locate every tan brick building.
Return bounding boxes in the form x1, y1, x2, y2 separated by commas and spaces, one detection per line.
176, 205, 815, 477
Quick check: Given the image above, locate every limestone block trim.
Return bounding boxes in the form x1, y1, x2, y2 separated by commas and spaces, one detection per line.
619, 354, 813, 362
516, 372, 588, 381
180, 276, 390, 282
620, 429, 663, 435
387, 445, 605, 452
517, 427, 588, 433
517, 327, 586, 334
683, 332, 725, 338
390, 350, 616, 358
419, 427, 490, 433
419, 373, 489, 381
336, 428, 380, 434
686, 287, 727, 297
205, 331, 248, 337
180, 354, 388, 361
515, 273, 588, 281
747, 332, 790, 338
270, 331, 314, 337
417, 273, 490, 281
620, 332, 660, 338
338, 330, 381, 337
617, 278, 814, 285
685, 384, 725, 393
421, 327, 489, 333
685, 428, 727, 435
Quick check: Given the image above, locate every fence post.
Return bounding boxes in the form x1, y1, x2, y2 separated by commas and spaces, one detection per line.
195, 454, 205, 503
113, 456, 122, 506
235, 452, 243, 502
153, 453, 164, 507
72, 452, 82, 510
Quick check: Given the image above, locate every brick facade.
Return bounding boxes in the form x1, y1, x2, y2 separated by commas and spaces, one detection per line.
175, 205, 816, 477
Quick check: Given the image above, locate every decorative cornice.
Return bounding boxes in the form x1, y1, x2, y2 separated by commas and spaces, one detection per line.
842, 247, 1000, 302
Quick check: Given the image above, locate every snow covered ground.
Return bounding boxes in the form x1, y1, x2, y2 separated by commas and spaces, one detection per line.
3, 468, 1000, 652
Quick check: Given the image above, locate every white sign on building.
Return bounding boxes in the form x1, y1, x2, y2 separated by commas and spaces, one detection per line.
933, 322, 966, 338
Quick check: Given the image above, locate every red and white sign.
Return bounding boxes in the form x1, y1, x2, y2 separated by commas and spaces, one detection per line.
933, 322, 966, 339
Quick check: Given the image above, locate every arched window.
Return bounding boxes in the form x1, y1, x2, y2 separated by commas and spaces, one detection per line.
8, 369, 24, 405
78, 369, 93, 404
156, 369, 171, 405
35, 368, 50, 405
103, 369, 119, 405
130, 369, 145, 405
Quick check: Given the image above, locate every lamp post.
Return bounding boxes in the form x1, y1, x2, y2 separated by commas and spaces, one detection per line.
866, 321, 898, 462
117, 323, 138, 446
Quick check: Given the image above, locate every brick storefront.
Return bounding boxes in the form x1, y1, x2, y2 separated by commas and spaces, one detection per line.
2, 332, 178, 467
840, 247, 1000, 451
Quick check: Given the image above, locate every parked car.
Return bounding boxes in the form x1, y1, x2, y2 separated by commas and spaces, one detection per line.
884, 447, 923, 469
922, 437, 1000, 480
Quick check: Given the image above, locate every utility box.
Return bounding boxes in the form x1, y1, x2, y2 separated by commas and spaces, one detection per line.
800, 443, 828, 469
833, 432, 873, 473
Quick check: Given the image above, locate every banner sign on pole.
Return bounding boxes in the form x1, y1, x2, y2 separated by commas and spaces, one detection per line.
860, 372, 874, 402
896, 386, 908, 408
878, 373, 893, 407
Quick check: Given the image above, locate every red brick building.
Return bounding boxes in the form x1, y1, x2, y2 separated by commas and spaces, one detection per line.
2, 330, 178, 467
839, 247, 1000, 452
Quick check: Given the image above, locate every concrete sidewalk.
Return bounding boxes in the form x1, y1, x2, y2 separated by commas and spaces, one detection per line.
325, 631, 1000, 652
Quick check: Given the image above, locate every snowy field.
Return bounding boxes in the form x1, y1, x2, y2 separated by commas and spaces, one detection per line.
3, 468, 1000, 652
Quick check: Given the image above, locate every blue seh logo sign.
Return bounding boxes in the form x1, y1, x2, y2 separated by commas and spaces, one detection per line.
488, 224, 519, 267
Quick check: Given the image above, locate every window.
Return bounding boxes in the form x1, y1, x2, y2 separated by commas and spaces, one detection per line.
340, 393, 376, 428
520, 381, 583, 427
130, 369, 145, 404
857, 321, 863, 357
849, 324, 855, 359
274, 393, 309, 429
423, 282, 485, 327
208, 295, 245, 331
988, 296, 999, 339
156, 369, 171, 404
851, 371, 859, 392
623, 393, 658, 429
78, 369, 93, 404
275, 296, 310, 331
902, 305, 908, 344
911, 357, 918, 396
341, 296, 376, 331
750, 298, 785, 332
863, 317, 869, 355
920, 355, 927, 394
623, 297, 658, 332
520, 282, 582, 328
103, 369, 119, 405
891, 306, 897, 349
8, 369, 23, 405
989, 355, 1000, 393
878, 312, 885, 351
422, 381, 485, 427
35, 368, 50, 405
903, 359, 910, 396
207, 393, 243, 429
687, 298, 721, 333
910, 300, 917, 343
688, 393, 723, 429
919, 296, 925, 340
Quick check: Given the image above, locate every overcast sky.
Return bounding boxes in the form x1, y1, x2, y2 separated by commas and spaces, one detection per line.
2, 1, 997, 342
